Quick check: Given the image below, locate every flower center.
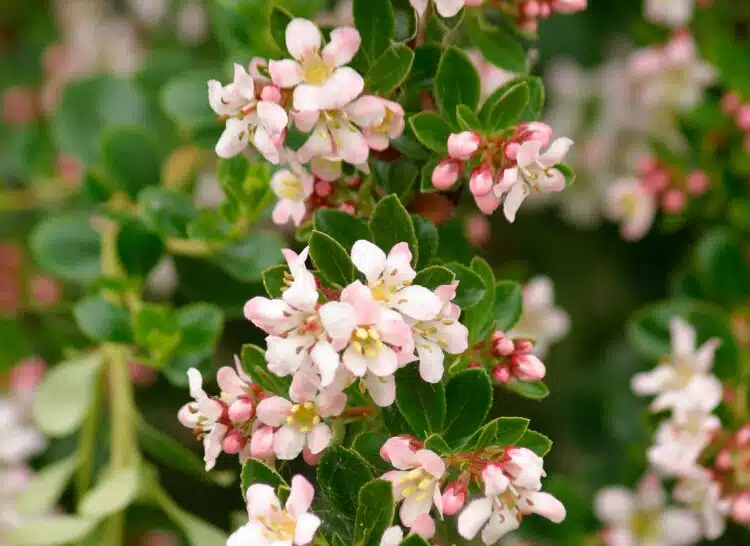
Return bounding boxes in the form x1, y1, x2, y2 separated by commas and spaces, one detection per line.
372, 109, 394, 134
398, 468, 435, 502
286, 401, 320, 433
276, 174, 305, 201
302, 54, 332, 85
258, 507, 297, 541
351, 327, 384, 358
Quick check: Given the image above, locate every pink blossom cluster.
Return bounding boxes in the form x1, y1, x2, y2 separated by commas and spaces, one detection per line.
721, 91, 750, 156
515, 0, 588, 32
630, 317, 733, 540
379, 436, 565, 544
482, 332, 546, 384
207, 18, 406, 226
431, 124, 573, 222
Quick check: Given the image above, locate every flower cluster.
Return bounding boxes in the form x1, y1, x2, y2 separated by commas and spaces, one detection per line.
378, 436, 565, 544
721, 91, 750, 156
431, 125, 573, 222
207, 18, 406, 227
515, 0, 588, 32
628, 317, 737, 540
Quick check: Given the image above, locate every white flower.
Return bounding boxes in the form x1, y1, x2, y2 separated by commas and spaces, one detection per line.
270, 154, 314, 226
269, 19, 362, 112
647, 411, 720, 477
604, 177, 657, 242
595, 473, 702, 546
177, 368, 228, 471
495, 138, 573, 222
631, 317, 722, 415
350, 240, 442, 321
208, 63, 288, 161
409, 0, 471, 19
255, 383, 345, 460
228, 475, 321, 545
510, 276, 570, 358
644, 0, 694, 28
404, 282, 469, 383
673, 470, 730, 540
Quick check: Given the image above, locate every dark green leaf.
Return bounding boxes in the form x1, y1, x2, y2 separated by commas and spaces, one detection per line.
392, 125, 431, 160
314, 209, 373, 252
353, 0, 395, 60
392, 0, 418, 42
464, 257, 496, 342
413, 265, 455, 290
353, 480, 395, 546
411, 215, 439, 270
241, 458, 287, 499
161, 71, 217, 129
483, 81, 529, 132
176, 303, 224, 353
494, 280, 523, 331
262, 264, 289, 298
378, 158, 420, 202
117, 219, 165, 278
240, 344, 291, 396
269, 6, 293, 54
369, 195, 419, 264
434, 47, 481, 125
445, 262, 486, 309
409, 112, 452, 153
408, 45, 441, 88
517, 429, 553, 456
317, 447, 373, 518
494, 417, 530, 448
400, 536, 430, 546
352, 432, 390, 473
456, 104, 483, 132
443, 369, 493, 447
506, 380, 550, 400
102, 126, 162, 199
424, 434, 453, 455
217, 233, 285, 282
467, 14, 527, 74
365, 43, 414, 95
395, 366, 446, 439
30, 212, 101, 283
139, 187, 198, 238
73, 297, 132, 342
694, 228, 750, 306
309, 230, 357, 287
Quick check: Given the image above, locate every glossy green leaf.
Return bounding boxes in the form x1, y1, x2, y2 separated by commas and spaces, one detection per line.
445, 262, 487, 309
494, 417, 531, 449
456, 104, 483, 132
434, 47, 481, 125
395, 366, 446, 439
413, 265, 455, 290
506, 380, 550, 400
240, 458, 287, 499
409, 112, 452, 153
494, 280, 523, 331
443, 369, 493, 447
314, 209, 373, 252
353, 0, 395, 60
464, 257, 497, 342
517, 429, 553, 457
424, 434, 452, 455
482, 81, 530, 133
240, 343, 291, 396
30, 212, 101, 283
309, 230, 358, 287
262, 264, 289, 298
369, 195, 418, 264
317, 447, 373, 518
352, 431, 390, 473
365, 43, 414, 95
466, 14, 527, 74
412, 215, 439, 270
353, 480, 395, 546
378, 158, 420, 202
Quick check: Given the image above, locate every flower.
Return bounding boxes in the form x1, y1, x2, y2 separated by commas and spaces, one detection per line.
404, 282, 469, 383
631, 317, 722, 415
495, 138, 573, 222
595, 473, 702, 546
409, 0, 476, 19
361, 98, 405, 151
644, 0, 694, 28
350, 240, 442, 321
270, 154, 314, 226
647, 411, 720, 477
673, 470, 730, 540
177, 368, 228, 471
255, 383, 346, 460
228, 475, 321, 546
381, 438, 445, 526
208, 63, 288, 161
604, 177, 657, 241
379, 515, 436, 545
510, 276, 570, 358
269, 19, 362, 112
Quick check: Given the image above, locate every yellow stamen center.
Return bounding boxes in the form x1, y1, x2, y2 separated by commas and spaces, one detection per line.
351, 327, 384, 358
286, 401, 321, 433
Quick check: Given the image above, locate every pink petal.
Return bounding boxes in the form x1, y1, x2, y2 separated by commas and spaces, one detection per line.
273, 424, 306, 460
331, 124, 369, 165
351, 240, 387, 282
410, 514, 436, 540
246, 483, 281, 517
322, 27, 361, 67
344, 95, 386, 127
502, 181, 529, 223
363, 373, 395, 407
286, 474, 315, 517
340, 281, 381, 325
390, 285, 442, 321
523, 491, 566, 523
516, 140, 542, 169
252, 127, 281, 164
539, 137, 573, 168
415, 449, 445, 478
233, 63, 255, 100
310, 340, 341, 387
319, 301, 358, 343
293, 83, 326, 112
457, 498, 493, 540
368, 347, 399, 377
306, 423, 332, 454
294, 512, 322, 545
268, 59, 304, 88
256, 396, 293, 427
297, 125, 332, 163
257, 101, 289, 133
416, 340, 445, 383
286, 18, 322, 61
320, 67, 365, 110
216, 366, 246, 397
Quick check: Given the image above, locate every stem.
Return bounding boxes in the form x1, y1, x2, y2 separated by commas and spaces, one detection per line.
166, 237, 216, 257
75, 375, 101, 499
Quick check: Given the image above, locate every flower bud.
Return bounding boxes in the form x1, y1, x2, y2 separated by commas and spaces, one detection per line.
737, 104, 750, 132
10, 357, 47, 393
473, 190, 501, 215
228, 397, 255, 423
504, 142, 521, 161
732, 493, 750, 524
303, 447, 323, 466
686, 170, 709, 195
518, 121, 553, 148
492, 331, 515, 356
222, 429, 246, 455
512, 353, 547, 382
432, 159, 461, 190
715, 449, 732, 471
466, 214, 491, 247
661, 188, 686, 213
29, 276, 61, 308
513, 339, 534, 354
447, 131, 481, 160
492, 366, 512, 384
260, 85, 282, 104
314, 180, 333, 198
442, 482, 467, 515
250, 425, 275, 459
736, 424, 750, 446
643, 169, 669, 193
721, 92, 741, 115
129, 361, 158, 387
469, 165, 494, 197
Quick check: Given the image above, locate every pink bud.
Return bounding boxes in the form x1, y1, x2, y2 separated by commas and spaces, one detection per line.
686, 170, 709, 195
380, 436, 415, 463
432, 159, 461, 190
410, 514, 436, 540
504, 142, 521, 161
3, 86, 36, 126
473, 190, 501, 215
129, 362, 158, 387
447, 131, 481, 161
29, 276, 61, 307
662, 188, 686, 213
250, 425, 275, 459
338, 202, 356, 215
715, 450, 732, 471
260, 85, 282, 104
222, 429, 246, 455
10, 357, 47, 393
518, 122, 553, 148
228, 397, 255, 423
303, 447, 323, 466
469, 165, 494, 196
314, 180, 333, 198
522, 0, 540, 18
637, 156, 659, 176
732, 493, 750, 524
465, 214, 491, 247
737, 104, 750, 132
512, 353, 547, 382
513, 339, 534, 354
736, 424, 750, 446
492, 331, 515, 356
721, 92, 742, 115
492, 366, 512, 384
539, 3, 552, 17
0, 242, 22, 271
442, 482, 467, 515
643, 169, 669, 193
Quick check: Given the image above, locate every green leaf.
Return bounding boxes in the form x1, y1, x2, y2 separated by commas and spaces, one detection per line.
78, 467, 140, 518
412, 215, 439, 270
378, 158, 420, 202
102, 126, 163, 199
216, 155, 273, 224
353, 0, 395, 61
467, 14, 527, 74
309, 230, 357, 288
517, 429, 553, 457
419, 158, 442, 193
262, 264, 289, 298
494, 417, 531, 449
161, 70, 217, 129
456, 104, 483, 132
445, 262, 487, 309
269, 6, 293, 54
139, 187, 198, 238
7, 516, 98, 546
392, 125, 430, 160
241, 458, 287, 499
408, 45, 441, 88
0, 319, 31, 372
506, 380, 550, 400
240, 344, 291, 396
353, 480, 395, 546
33, 353, 103, 437
369, 195, 419, 264
627, 299, 741, 380
73, 297, 132, 343
15, 455, 78, 518
395, 366, 446, 439
133, 304, 181, 365
352, 432, 390, 473
464, 257, 497, 342
522, 76, 545, 121
482, 81, 529, 132
392, 0, 418, 42
176, 303, 224, 353
116, 218, 164, 278
434, 47, 481, 125
556, 163, 576, 187
314, 209, 373, 252
443, 369, 493, 447
365, 43, 414, 95
409, 112, 452, 153
218, 233, 285, 282
694, 228, 750, 306
400, 535, 430, 546
494, 280, 523, 331
30, 212, 101, 283
413, 265, 455, 291
424, 434, 452, 455
318, 447, 374, 518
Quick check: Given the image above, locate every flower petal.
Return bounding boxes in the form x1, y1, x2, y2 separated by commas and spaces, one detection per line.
256, 396, 293, 427
273, 424, 306, 460
457, 498, 493, 540
294, 512, 322, 545
351, 240, 387, 282
307, 423, 332, 454
286, 18, 322, 61
268, 59, 304, 88
322, 27, 361, 67
502, 180, 529, 223
286, 474, 315, 517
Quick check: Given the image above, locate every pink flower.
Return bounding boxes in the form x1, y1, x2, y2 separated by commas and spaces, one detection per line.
270, 154, 314, 226
208, 63, 289, 161
448, 131, 481, 161
662, 188, 686, 213
229, 475, 321, 545
409, 0, 473, 19
361, 98, 405, 151
731, 493, 750, 524
604, 177, 657, 242
269, 19, 362, 112
382, 441, 446, 526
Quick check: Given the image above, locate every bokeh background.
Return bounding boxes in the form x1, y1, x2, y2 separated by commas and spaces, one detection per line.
2, 1, 748, 544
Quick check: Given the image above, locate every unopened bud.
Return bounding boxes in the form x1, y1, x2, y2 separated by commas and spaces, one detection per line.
661, 188, 686, 213
442, 482, 467, 515
228, 398, 255, 423
686, 170, 709, 195
432, 159, 461, 190
469, 165, 494, 197
260, 85, 282, 104
222, 429, 245, 454
447, 131, 481, 160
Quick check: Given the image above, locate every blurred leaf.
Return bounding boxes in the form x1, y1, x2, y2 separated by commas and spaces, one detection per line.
7, 516, 98, 546
176, 303, 224, 354
494, 280, 523, 331
78, 467, 140, 518
30, 212, 101, 283
269, 6, 293, 54
161, 71, 217, 130
117, 218, 164, 278
133, 305, 181, 365
395, 366, 446, 439
102, 126, 163, 199
0, 318, 31, 372
139, 187, 198, 238
443, 369, 493, 447
15, 454, 78, 518
73, 297, 132, 343
435, 46, 481, 125
217, 233, 285, 282
694, 228, 750, 306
